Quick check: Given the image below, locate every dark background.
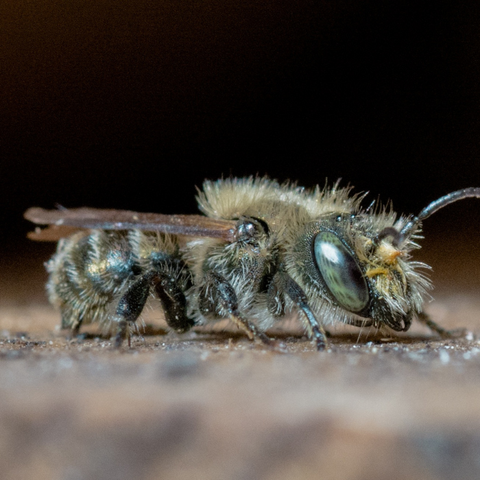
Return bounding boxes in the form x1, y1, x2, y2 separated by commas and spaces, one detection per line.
2, 0, 480, 255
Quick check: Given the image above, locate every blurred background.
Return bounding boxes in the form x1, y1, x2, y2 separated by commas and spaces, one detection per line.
1, 0, 480, 300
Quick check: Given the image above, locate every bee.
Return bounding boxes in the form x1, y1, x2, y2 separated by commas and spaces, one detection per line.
24, 177, 480, 350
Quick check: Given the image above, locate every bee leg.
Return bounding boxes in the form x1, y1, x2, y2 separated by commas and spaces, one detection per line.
114, 274, 152, 347
278, 272, 329, 351
61, 313, 86, 341
152, 273, 194, 333
199, 271, 273, 346
267, 277, 332, 340
115, 320, 130, 348
417, 311, 468, 338
60, 309, 81, 333
71, 317, 84, 339
114, 270, 194, 347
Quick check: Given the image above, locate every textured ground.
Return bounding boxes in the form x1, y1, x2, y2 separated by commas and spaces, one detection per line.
1, 237, 480, 480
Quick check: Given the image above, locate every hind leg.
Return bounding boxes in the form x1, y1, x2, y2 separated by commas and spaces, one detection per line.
114, 270, 194, 347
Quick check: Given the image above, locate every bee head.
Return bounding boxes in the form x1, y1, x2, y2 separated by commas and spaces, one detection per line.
290, 187, 480, 334
303, 214, 418, 332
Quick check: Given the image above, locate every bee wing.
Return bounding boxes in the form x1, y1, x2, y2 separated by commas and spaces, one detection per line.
24, 207, 236, 242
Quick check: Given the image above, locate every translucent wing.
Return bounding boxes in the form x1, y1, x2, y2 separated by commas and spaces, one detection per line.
24, 207, 236, 242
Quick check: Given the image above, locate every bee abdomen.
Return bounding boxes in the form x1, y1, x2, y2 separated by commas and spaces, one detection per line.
47, 231, 140, 328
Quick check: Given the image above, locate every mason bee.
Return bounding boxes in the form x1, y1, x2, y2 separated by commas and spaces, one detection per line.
24, 177, 480, 350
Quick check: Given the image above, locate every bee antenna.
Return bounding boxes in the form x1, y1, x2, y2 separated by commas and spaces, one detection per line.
400, 187, 480, 240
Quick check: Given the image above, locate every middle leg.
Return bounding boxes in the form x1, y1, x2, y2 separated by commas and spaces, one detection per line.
198, 271, 273, 345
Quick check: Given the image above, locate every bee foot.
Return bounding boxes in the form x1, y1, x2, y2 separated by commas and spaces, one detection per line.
270, 340, 288, 353
439, 327, 470, 339
113, 320, 130, 348
315, 339, 327, 351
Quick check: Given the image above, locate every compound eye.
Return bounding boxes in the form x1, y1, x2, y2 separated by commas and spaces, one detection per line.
314, 231, 369, 313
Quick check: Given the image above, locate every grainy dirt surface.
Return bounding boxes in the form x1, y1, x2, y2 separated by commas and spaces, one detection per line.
1, 239, 480, 480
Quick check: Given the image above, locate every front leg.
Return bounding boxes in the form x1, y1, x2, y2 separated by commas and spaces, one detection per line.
198, 271, 273, 346
417, 311, 468, 338
269, 271, 329, 351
